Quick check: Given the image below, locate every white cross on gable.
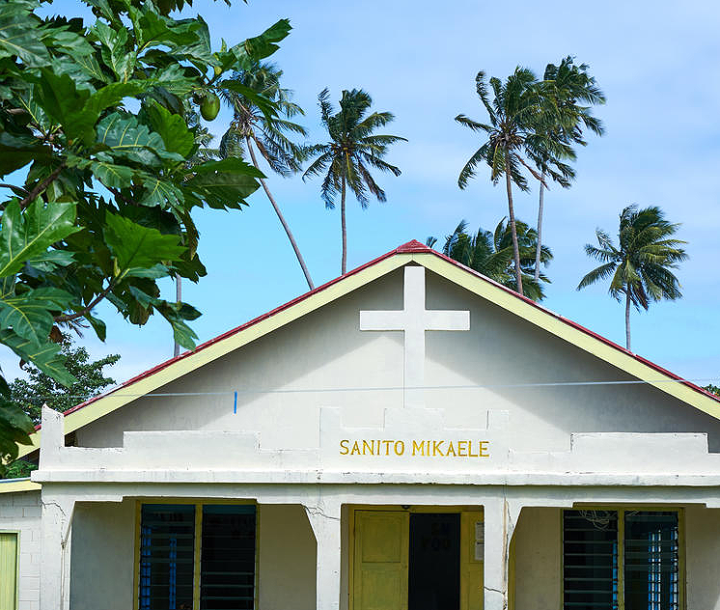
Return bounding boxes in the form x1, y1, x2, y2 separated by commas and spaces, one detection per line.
360, 266, 470, 407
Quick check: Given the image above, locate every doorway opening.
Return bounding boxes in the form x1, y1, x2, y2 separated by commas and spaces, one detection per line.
408, 513, 461, 610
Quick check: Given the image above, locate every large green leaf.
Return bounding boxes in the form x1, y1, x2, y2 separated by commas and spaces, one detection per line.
134, 10, 201, 49
33, 69, 95, 140
186, 158, 263, 209
0, 200, 79, 278
136, 173, 185, 211
103, 213, 185, 278
129, 286, 199, 350
218, 19, 291, 71
0, 287, 74, 343
146, 102, 194, 157
97, 113, 182, 166
90, 160, 134, 189
0, 329, 76, 386
0, 10, 51, 68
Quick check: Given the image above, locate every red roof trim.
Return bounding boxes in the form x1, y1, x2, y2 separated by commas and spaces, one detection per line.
54, 239, 719, 427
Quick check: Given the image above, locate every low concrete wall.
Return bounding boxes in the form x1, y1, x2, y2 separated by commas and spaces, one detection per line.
0, 490, 41, 610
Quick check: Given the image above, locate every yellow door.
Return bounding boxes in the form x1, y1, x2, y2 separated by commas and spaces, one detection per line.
0, 532, 18, 610
353, 511, 409, 610
460, 511, 484, 610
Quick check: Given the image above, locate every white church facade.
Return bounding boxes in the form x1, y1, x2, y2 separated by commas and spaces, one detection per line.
1, 239, 720, 610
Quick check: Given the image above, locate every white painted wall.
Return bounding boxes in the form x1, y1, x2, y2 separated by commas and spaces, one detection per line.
258, 504, 316, 610
0, 490, 41, 610
512, 507, 561, 610
75, 268, 720, 462
685, 506, 720, 609
69, 499, 135, 610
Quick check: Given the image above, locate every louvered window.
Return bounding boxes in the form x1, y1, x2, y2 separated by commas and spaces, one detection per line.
563, 509, 681, 610
138, 503, 256, 610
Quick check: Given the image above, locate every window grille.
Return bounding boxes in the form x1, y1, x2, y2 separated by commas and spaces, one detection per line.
138, 503, 257, 610
563, 510, 680, 610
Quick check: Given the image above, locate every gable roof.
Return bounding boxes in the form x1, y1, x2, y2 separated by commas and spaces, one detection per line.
16, 239, 720, 459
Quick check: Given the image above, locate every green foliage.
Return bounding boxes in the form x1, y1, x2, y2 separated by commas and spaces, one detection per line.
704, 384, 720, 397
0, 0, 291, 465
578, 205, 688, 349
303, 88, 406, 273
428, 218, 553, 301
455, 68, 575, 297
10, 338, 119, 423
578, 206, 688, 308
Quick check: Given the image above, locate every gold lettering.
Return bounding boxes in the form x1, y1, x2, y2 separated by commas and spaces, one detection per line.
382, 440, 393, 455
432, 440, 445, 456
339, 439, 349, 455
412, 440, 426, 456
446, 441, 457, 457
469, 442, 478, 458
458, 440, 468, 457
362, 440, 374, 456
394, 440, 405, 456
350, 441, 361, 455
479, 440, 490, 457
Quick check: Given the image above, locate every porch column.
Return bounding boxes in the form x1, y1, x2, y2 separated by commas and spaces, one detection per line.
483, 498, 522, 610
303, 499, 342, 610
38, 407, 75, 610
39, 492, 74, 610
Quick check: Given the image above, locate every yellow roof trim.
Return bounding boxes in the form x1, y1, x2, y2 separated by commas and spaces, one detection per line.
0, 479, 41, 494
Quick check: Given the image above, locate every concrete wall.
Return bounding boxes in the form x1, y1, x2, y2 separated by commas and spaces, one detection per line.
0, 491, 41, 610
685, 506, 720, 609
258, 504, 316, 610
69, 500, 135, 610
512, 507, 561, 610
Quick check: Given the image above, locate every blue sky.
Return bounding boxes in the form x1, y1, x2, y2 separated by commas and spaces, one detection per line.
3, 0, 720, 386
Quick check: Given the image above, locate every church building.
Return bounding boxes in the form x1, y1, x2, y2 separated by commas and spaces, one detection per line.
1, 240, 719, 610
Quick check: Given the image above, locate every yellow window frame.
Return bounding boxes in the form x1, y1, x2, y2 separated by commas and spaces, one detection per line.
347, 505, 485, 610
133, 498, 259, 610
0, 530, 20, 610
560, 505, 686, 610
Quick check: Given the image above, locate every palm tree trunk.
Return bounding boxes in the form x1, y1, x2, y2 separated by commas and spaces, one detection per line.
173, 273, 181, 358
504, 152, 524, 296
534, 172, 545, 282
246, 138, 315, 290
625, 289, 632, 351
341, 174, 347, 275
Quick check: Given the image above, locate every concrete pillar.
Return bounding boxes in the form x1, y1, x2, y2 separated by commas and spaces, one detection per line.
304, 499, 342, 610
483, 497, 522, 610
39, 492, 74, 610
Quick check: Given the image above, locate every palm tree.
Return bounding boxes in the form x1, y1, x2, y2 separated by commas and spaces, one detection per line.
532, 57, 605, 282
302, 88, 406, 274
456, 68, 573, 296
577, 205, 687, 351
219, 63, 315, 290
427, 218, 553, 301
